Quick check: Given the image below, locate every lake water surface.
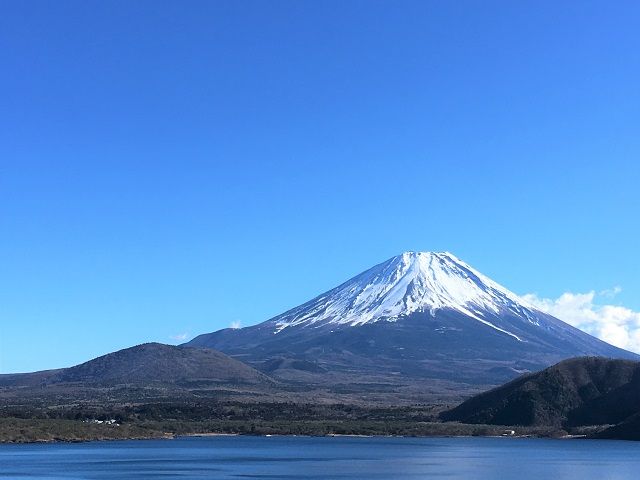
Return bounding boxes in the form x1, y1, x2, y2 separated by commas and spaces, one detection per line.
1, 436, 639, 479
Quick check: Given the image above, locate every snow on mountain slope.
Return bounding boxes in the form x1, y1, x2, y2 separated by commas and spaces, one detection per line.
270, 252, 542, 340
187, 251, 637, 396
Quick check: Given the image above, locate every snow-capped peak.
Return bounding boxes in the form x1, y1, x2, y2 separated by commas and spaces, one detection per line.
272, 251, 538, 339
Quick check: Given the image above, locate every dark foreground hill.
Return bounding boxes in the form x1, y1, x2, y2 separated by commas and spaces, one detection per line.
441, 357, 640, 430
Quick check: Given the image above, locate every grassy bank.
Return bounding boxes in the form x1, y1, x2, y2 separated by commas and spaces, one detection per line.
0, 417, 166, 443
0, 400, 575, 443
0, 418, 567, 444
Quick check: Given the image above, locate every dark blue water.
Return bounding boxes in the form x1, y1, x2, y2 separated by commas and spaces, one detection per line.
1, 436, 639, 479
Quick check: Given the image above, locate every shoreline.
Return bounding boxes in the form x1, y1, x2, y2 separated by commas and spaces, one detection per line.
0, 415, 614, 445
0, 430, 589, 446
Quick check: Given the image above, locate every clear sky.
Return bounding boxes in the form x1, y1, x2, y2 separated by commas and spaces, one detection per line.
1, 1, 639, 373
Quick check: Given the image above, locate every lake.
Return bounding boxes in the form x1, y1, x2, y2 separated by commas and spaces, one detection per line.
1, 436, 639, 479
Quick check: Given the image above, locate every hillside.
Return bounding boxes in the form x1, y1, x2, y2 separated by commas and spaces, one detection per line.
54, 343, 270, 385
0, 343, 274, 399
594, 413, 640, 440
441, 357, 640, 428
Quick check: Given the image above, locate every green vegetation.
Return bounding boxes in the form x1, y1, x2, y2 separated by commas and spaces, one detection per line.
0, 400, 565, 443
443, 357, 640, 433
0, 417, 165, 443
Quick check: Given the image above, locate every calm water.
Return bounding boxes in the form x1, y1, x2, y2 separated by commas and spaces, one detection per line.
1, 436, 639, 479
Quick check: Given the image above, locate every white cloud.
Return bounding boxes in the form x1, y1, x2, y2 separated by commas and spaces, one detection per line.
522, 288, 640, 354
229, 320, 242, 329
170, 332, 189, 341
600, 286, 623, 298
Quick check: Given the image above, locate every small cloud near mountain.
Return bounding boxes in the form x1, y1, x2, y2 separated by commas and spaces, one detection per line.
522, 288, 640, 353
230, 320, 242, 329
170, 332, 190, 341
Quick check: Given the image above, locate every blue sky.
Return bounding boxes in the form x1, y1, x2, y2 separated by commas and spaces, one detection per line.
1, 1, 639, 373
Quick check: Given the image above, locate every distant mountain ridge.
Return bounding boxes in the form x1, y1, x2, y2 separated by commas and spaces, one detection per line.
0, 343, 272, 390
3, 252, 636, 404
188, 252, 637, 399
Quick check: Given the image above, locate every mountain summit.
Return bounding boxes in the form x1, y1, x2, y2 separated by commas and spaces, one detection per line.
270, 251, 536, 341
188, 252, 637, 401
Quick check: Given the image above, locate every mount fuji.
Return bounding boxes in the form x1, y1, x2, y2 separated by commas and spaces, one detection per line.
188, 252, 637, 400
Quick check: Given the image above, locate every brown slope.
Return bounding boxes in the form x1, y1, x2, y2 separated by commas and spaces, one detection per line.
0, 343, 273, 388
